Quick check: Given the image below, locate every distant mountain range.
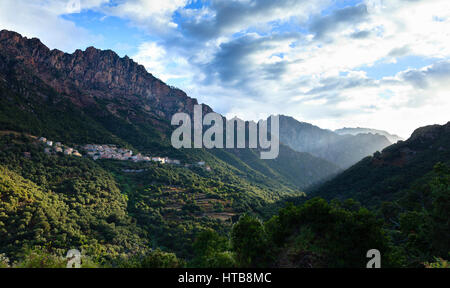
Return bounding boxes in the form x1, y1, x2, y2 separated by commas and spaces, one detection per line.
278, 116, 392, 169
334, 127, 403, 143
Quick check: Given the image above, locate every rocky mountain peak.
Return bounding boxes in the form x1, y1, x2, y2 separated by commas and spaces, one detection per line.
409, 122, 450, 142
0, 29, 212, 120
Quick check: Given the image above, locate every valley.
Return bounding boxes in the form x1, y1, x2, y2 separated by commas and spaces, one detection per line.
0, 30, 448, 268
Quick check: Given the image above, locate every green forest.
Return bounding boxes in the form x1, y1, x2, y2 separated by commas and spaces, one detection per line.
0, 132, 448, 268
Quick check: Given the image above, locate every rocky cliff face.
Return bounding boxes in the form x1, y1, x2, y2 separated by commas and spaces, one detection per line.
376, 121, 450, 167
0, 30, 211, 121
371, 121, 450, 168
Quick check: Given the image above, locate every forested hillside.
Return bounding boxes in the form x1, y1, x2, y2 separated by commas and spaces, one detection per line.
313, 122, 450, 207
0, 132, 294, 262
188, 161, 449, 268
307, 122, 450, 266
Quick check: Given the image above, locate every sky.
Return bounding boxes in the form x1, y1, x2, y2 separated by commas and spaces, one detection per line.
1, 0, 450, 138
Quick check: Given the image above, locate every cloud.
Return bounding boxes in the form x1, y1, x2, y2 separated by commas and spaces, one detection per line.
0, 0, 106, 52
397, 60, 450, 89
133, 40, 195, 83
305, 73, 375, 95
104, 0, 188, 33
350, 30, 371, 39
387, 46, 410, 58
202, 33, 300, 85
178, 0, 329, 40
309, 4, 369, 40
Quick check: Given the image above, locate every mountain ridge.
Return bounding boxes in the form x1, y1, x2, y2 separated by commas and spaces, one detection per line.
312, 121, 450, 206
334, 127, 403, 143
0, 29, 212, 121
278, 115, 392, 168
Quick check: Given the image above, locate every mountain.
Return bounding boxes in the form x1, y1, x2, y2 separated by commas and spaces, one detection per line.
312, 121, 450, 206
0, 29, 448, 268
309, 122, 450, 266
278, 115, 392, 168
334, 127, 403, 143
0, 30, 340, 260
0, 29, 339, 189
0, 30, 209, 122
254, 121, 449, 268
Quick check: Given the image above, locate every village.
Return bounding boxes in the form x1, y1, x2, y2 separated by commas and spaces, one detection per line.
38, 137, 211, 171
39, 137, 83, 157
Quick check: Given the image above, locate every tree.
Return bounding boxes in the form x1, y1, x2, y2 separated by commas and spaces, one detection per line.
140, 249, 184, 268
191, 229, 235, 268
231, 214, 268, 267
429, 163, 450, 257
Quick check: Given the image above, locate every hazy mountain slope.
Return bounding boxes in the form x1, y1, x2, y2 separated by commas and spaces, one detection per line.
210, 145, 340, 190
279, 115, 392, 168
334, 127, 403, 143
312, 121, 450, 207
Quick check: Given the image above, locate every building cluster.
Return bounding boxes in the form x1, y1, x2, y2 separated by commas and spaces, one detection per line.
38, 138, 211, 171
81, 144, 182, 165
184, 161, 212, 171
39, 137, 82, 157
122, 169, 145, 173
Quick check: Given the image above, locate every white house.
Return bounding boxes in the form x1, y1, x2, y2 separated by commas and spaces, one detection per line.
167, 159, 181, 165
152, 157, 166, 163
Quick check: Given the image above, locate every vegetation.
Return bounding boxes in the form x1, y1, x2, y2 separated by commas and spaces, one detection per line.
424, 258, 449, 268
0, 132, 303, 263
0, 130, 448, 268
1, 31, 447, 268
